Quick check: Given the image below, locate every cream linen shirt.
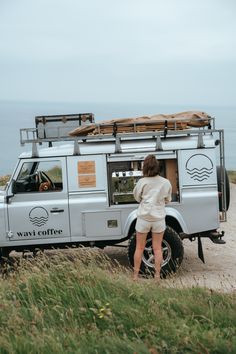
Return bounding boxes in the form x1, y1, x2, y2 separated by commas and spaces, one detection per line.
133, 175, 172, 221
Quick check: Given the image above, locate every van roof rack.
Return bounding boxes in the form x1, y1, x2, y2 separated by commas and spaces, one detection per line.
21, 114, 216, 142
19, 115, 222, 156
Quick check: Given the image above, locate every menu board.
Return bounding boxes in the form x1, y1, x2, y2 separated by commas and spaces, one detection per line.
78, 161, 95, 175
78, 161, 96, 188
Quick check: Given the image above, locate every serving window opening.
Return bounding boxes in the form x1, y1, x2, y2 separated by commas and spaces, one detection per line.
108, 158, 179, 205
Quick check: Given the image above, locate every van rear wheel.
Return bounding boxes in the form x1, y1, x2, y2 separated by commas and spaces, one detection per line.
128, 226, 184, 278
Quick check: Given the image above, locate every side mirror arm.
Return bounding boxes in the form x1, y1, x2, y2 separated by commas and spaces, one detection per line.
5, 179, 17, 204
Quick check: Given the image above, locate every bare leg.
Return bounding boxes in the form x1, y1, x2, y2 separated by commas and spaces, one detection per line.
152, 231, 164, 280
133, 232, 148, 280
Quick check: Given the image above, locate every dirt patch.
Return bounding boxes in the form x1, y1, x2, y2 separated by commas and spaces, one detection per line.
105, 184, 236, 292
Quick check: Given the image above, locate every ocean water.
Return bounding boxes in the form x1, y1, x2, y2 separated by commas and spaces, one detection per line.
0, 100, 235, 175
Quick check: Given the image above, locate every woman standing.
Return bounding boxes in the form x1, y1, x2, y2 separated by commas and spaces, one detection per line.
133, 155, 172, 280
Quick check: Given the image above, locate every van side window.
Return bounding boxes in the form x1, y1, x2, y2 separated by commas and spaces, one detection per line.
14, 161, 63, 193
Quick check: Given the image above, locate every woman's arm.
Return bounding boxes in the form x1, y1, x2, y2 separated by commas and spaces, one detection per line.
164, 181, 172, 204
133, 180, 143, 203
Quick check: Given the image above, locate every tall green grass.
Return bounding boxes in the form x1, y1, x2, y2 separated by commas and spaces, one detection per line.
0, 250, 235, 354
228, 170, 236, 184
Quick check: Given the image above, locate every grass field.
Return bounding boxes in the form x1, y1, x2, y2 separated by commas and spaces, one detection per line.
0, 250, 235, 354
0, 171, 235, 353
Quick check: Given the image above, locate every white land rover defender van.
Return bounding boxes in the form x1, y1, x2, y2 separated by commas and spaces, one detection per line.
0, 112, 230, 276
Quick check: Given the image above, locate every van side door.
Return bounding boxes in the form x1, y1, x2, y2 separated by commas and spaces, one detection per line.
6, 157, 70, 243
66, 154, 121, 240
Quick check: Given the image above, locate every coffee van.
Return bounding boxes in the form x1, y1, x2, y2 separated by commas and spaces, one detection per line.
0, 113, 230, 276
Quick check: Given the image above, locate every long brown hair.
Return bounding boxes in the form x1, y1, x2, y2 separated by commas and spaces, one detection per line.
143, 155, 160, 177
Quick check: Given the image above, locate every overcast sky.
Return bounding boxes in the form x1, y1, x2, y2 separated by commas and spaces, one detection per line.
0, 0, 235, 106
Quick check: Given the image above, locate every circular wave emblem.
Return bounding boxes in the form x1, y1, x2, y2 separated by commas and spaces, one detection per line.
186, 154, 213, 182
29, 207, 49, 227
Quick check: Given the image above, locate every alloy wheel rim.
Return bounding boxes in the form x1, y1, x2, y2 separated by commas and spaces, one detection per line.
142, 239, 172, 268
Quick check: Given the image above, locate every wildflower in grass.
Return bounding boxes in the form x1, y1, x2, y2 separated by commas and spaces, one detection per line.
90, 301, 112, 320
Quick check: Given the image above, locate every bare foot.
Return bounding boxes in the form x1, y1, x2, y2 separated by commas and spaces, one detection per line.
154, 275, 161, 282
133, 270, 139, 281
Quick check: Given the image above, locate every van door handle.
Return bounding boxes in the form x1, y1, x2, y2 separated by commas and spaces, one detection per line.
50, 209, 64, 213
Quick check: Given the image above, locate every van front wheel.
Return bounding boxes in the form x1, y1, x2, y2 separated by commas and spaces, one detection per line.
128, 226, 184, 278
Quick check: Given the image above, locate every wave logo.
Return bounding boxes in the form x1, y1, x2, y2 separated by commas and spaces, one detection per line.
29, 207, 49, 227
186, 154, 213, 182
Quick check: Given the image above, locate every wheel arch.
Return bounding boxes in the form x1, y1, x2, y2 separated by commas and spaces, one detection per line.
165, 207, 188, 234
124, 208, 188, 239
165, 215, 183, 234
123, 210, 137, 238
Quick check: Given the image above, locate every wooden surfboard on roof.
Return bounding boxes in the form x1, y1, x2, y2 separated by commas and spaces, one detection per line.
69, 111, 211, 137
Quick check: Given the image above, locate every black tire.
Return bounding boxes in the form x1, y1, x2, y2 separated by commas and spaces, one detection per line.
128, 225, 184, 278
217, 166, 230, 211
0, 248, 10, 260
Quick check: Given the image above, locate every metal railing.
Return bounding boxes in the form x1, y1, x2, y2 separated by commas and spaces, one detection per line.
20, 117, 215, 145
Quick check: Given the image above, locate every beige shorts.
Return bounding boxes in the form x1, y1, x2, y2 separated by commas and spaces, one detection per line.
135, 218, 166, 234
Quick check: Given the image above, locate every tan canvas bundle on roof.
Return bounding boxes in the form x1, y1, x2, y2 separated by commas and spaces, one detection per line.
69, 111, 211, 137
